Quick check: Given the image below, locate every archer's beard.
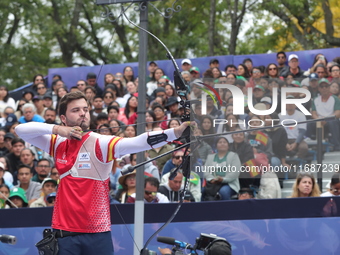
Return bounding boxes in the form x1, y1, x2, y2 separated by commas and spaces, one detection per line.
66, 118, 90, 131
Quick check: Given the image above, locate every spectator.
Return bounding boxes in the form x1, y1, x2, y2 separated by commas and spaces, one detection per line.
124, 95, 138, 122
161, 149, 185, 176
314, 64, 327, 79
330, 64, 340, 83
308, 78, 340, 151
36, 83, 48, 96
0, 162, 13, 189
303, 73, 320, 99
0, 129, 9, 157
330, 81, 340, 98
310, 54, 328, 74
7, 187, 28, 208
15, 164, 41, 205
203, 137, 241, 200
280, 54, 306, 79
19, 148, 36, 173
265, 63, 280, 79
124, 125, 136, 138
147, 68, 165, 96
211, 67, 222, 79
32, 74, 45, 91
50, 167, 60, 183
238, 188, 254, 200
237, 64, 251, 79
0, 85, 16, 111
243, 58, 253, 73
127, 177, 169, 203
193, 129, 212, 165
148, 127, 173, 173
0, 183, 10, 208
19, 103, 45, 123
279, 96, 309, 158
165, 84, 177, 98
147, 61, 158, 83
109, 119, 123, 136
276, 48, 287, 67
225, 64, 237, 75
290, 172, 320, 198
42, 93, 54, 109
181, 59, 192, 72
122, 66, 135, 87
31, 158, 52, 183
5, 138, 25, 177
30, 178, 57, 208
76, 80, 88, 93
98, 124, 112, 136
321, 173, 340, 197
159, 170, 195, 202
115, 171, 136, 203
104, 73, 115, 87
190, 67, 201, 80
86, 72, 103, 97
102, 91, 114, 108
32, 95, 46, 118
51, 79, 65, 103
84, 86, 96, 104
44, 108, 58, 125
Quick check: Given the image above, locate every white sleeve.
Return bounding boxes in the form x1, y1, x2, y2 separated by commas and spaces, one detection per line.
113, 128, 177, 158
15, 122, 55, 152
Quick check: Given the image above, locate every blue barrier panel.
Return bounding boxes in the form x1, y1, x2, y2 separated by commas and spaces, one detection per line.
46, 48, 340, 89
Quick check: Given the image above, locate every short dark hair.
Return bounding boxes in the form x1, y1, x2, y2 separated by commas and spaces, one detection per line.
37, 158, 51, 166
11, 137, 25, 146
224, 64, 237, 72
243, 58, 252, 64
51, 79, 64, 88
84, 86, 96, 94
20, 148, 35, 156
145, 177, 159, 189
58, 91, 90, 117
17, 164, 33, 174
107, 105, 119, 113
277, 51, 286, 58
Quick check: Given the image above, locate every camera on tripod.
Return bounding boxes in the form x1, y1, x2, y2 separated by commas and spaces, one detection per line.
156, 233, 231, 255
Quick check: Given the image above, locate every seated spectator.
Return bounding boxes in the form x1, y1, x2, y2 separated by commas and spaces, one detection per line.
0, 85, 16, 111
43, 108, 58, 125
0, 129, 9, 157
193, 129, 213, 165
20, 147, 36, 173
199, 115, 216, 148
19, 103, 45, 123
50, 167, 60, 184
21, 90, 35, 104
84, 86, 96, 105
0, 183, 10, 208
98, 124, 112, 136
146, 68, 165, 96
36, 83, 48, 96
0, 162, 13, 189
0, 157, 13, 184
127, 177, 169, 203
290, 172, 320, 198
30, 178, 57, 208
6, 187, 28, 208
86, 72, 103, 97
115, 171, 136, 203
121, 153, 159, 181
32, 159, 52, 183
160, 170, 201, 202
16, 164, 41, 205
161, 149, 185, 176
280, 54, 306, 80
152, 104, 168, 130
6, 137, 25, 178
45, 192, 56, 207
238, 188, 255, 200
308, 78, 340, 151
279, 96, 308, 158
203, 137, 241, 201
265, 63, 280, 79
330, 64, 340, 83
165, 97, 180, 118
32, 95, 46, 118
330, 81, 340, 98
109, 119, 123, 136
145, 110, 158, 132
321, 173, 340, 197
237, 64, 251, 79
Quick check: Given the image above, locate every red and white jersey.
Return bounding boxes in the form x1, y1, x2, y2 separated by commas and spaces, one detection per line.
15, 123, 177, 233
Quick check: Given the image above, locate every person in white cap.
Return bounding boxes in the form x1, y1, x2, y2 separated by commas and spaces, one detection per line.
181, 58, 192, 71
280, 54, 306, 79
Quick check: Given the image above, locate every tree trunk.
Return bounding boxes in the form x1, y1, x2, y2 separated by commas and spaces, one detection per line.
208, 0, 216, 56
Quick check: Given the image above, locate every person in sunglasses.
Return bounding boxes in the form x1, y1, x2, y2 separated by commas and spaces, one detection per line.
127, 177, 169, 204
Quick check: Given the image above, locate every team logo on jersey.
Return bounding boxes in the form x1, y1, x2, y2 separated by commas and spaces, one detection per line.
78, 163, 91, 170
78, 152, 90, 161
